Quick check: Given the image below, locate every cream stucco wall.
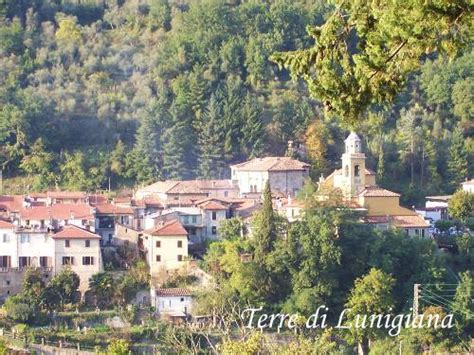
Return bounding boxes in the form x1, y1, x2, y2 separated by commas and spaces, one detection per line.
147, 234, 188, 272
54, 238, 102, 293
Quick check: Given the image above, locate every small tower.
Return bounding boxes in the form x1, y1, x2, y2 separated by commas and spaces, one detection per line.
341, 132, 366, 197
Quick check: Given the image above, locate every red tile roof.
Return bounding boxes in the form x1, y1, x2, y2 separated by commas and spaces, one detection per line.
197, 199, 229, 210
145, 219, 188, 236
156, 288, 192, 297
0, 219, 14, 229
52, 225, 100, 239
364, 215, 429, 228
47, 191, 87, 199
231, 157, 309, 171
359, 186, 400, 197
20, 204, 94, 221
94, 203, 134, 215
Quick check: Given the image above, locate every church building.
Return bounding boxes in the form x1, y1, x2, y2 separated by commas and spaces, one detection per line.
319, 132, 429, 237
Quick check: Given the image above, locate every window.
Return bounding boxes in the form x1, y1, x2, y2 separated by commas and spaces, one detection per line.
2, 234, 9, 242
40, 256, 51, 268
224, 191, 228, 197
180, 298, 184, 302
344, 165, 349, 177
82, 257, 94, 265
183, 216, 189, 224
20, 234, 30, 243
177, 255, 183, 261
191, 216, 197, 224
0, 256, 11, 268
189, 227, 196, 236
19, 257, 31, 268
156, 241, 161, 248
156, 255, 161, 262
65, 240, 70, 248
85, 240, 90, 247
62, 256, 74, 265
354, 165, 360, 177
212, 226, 217, 235
177, 240, 183, 248
212, 211, 217, 220
415, 229, 419, 235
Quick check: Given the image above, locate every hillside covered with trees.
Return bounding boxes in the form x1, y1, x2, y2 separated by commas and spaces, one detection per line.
0, 0, 472, 205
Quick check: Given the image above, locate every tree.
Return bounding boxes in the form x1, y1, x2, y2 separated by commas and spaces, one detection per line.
447, 127, 469, 191
88, 272, 116, 308
127, 99, 168, 183
219, 217, 245, 240
271, 1, 472, 124
42, 268, 80, 310
252, 181, 277, 265
20, 138, 56, 190
344, 268, 395, 354
0, 339, 7, 355
162, 103, 190, 180
198, 93, 226, 179
241, 92, 264, 158
451, 271, 473, 336
3, 294, 36, 323
107, 339, 130, 355
448, 190, 473, 223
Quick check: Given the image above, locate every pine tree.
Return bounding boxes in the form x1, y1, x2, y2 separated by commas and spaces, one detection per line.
447, 126, 468, 191
222, 80, 243, 162
241, 92, 264, 158
129, 99, 168, 183
252, 181, 277, 265
198, 93, 226, 179
162, 103, 190, 180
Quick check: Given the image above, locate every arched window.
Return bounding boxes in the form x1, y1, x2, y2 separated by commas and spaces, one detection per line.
344, 165, 349, 177
355, 165, 360, 177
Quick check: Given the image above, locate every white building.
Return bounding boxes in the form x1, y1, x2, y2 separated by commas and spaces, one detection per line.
152, 287, 193, 317
461, 179, 474, 193
143, 198, 231, 243
230, 157, 310, 197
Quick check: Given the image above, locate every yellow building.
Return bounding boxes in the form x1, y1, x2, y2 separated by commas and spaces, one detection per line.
320, 132, 429, 237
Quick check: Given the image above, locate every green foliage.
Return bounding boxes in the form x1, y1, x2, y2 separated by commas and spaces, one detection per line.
448, 190, 474, 223
0, 339, 7, 355
42, 267, 80, 310
344, 268, 395, 344
219, 217, 244, 240
2, 294, 36, 323
271, 0, 473, 125
106, 339, 130, 355
451, 271, 473, 336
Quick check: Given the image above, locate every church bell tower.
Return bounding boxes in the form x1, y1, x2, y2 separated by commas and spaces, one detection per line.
341, 132, 366, 197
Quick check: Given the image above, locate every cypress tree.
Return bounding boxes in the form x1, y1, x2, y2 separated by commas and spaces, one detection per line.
253, 181, 277, 265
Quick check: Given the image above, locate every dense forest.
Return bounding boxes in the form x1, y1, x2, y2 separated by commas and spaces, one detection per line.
0, 0, 472, 205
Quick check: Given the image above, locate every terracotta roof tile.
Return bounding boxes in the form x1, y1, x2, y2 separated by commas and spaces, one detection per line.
231, 157, 309, 171
156, 288, 192, 297
198, 199, 229, 210
20, 204, 94, 221
364, 215, 429, 228
0, 219, 14, 229
52, 225, 100, 239
359, 186, 400, 197
94, 203, 134, 215
145, 219, 188, 236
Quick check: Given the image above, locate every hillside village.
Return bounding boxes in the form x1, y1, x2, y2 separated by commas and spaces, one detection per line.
0, 132, 470, 321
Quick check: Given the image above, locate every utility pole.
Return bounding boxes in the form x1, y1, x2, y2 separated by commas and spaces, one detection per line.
413, 283, 420, 317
